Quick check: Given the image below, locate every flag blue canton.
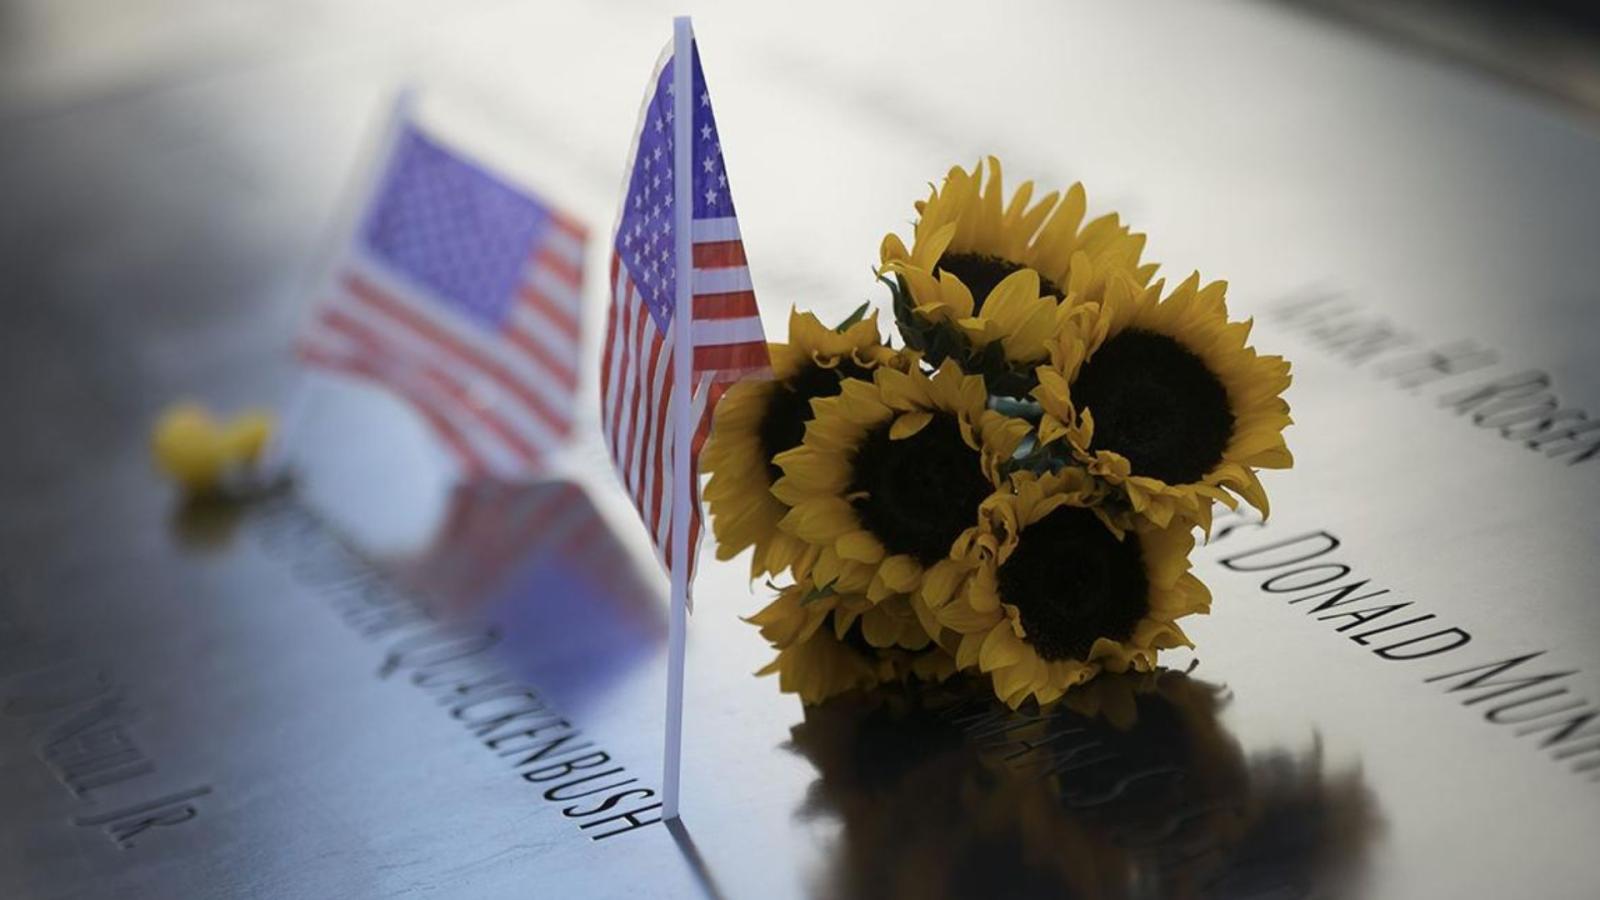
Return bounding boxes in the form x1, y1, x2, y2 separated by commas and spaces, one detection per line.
615, 56, 678, 332
687, 47, 735, 224
614, 43, 734, 333
362, 126, 549, 331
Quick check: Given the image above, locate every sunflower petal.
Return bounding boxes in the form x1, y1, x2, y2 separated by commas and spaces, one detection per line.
889, 411, 933, 440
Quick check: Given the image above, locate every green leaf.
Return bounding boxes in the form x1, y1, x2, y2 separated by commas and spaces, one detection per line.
834, 301, 871, 333
801, 582, 837, 604
987, 396, 1044, 419
998, 438, 1071, 480
764, 578, 836, 604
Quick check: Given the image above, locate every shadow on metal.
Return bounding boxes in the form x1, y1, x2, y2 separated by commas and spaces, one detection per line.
667, 816, 730, 900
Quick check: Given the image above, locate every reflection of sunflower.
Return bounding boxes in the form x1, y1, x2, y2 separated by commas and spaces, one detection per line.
1036, 273, 1293, 531
790, 672, 1377, 900
750, 582, 954, 705
771, 361, 1030, 605
1056, 667, 1163, 731
703, 309, 898, 577
879, 158, 1155, 382
938, 471, 1210, 707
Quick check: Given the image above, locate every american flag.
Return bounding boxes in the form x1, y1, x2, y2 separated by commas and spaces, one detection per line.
297, 114, 587, 478
601, 40, 770, 578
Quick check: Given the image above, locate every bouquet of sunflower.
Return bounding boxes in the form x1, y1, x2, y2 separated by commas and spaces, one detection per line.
702, 159, 1293, 709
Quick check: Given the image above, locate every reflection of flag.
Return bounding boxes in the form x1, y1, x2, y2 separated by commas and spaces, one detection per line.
297, 112, 586, 477
601, 37, 770, 576
404, 479, 651, 614
413, 479, 590, 606
397, 478, 666, 706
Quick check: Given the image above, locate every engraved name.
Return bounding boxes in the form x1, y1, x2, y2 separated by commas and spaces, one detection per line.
250, 498, 663, 840
1206, 507, 1600, 783
0, 606, 213, 849
1268, 292, 1600, 467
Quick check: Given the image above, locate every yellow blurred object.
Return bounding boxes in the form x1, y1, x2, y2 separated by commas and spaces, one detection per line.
151, 402, 276, 494
221, 410, 275, 462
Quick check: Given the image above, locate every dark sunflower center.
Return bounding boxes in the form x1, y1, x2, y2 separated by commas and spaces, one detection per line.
935, 253, 1062, 313
849, 415, 991, 566
758, 362, 871, 485
997, 506, 1149, 662
838, 620, 877, 658
1070, 328, 1234, 485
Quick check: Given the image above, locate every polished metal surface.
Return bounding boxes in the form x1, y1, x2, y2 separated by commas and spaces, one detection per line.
2, 1, 1599, 897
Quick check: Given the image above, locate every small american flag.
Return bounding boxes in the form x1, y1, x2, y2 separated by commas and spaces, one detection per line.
298, 112, 587, 478
601, 38, 770, 578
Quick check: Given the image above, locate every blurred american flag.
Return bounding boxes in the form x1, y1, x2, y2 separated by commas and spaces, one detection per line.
298, 115, 587, 478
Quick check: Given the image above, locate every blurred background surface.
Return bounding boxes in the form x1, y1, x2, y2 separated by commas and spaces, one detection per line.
1283, 0, 1600, 115
3, 2, 1600, 898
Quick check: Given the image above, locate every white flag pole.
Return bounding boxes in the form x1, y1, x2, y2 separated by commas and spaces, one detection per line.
662, 14, 696, 822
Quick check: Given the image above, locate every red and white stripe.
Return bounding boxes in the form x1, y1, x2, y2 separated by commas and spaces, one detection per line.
689, 217, 769, 384
600, 245, 745, 580
298, 215, 587, 478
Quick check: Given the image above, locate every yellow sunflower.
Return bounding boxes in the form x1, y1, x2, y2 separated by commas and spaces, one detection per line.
1035, 273, 1294, 532
756, 627, 890, 706
770, 361, 1030, 606
747, 581, 935, 653
937, 470, 1211, 708
879, 157, 1156, 380
749, 581, 955, 705
702, 308, 899, 578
